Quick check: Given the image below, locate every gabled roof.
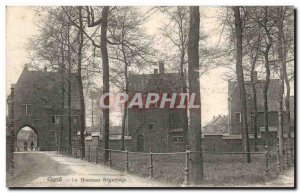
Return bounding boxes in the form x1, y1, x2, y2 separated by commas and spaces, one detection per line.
128, 72, 185, 93
203, 115, 228, 134
14, 67, 81, 110
228, 79, 282, 112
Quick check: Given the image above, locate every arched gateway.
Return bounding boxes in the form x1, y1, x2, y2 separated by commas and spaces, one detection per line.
8, 66, 82, 151
16, 125, 38, 151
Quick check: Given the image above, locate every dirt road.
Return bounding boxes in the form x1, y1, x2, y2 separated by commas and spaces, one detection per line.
7, 151, 169, 187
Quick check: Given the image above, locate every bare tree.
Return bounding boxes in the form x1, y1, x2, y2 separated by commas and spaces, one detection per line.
275, 6, 294, 168
243, 7, 262, 151
188, 6, 203, 183
107, 7, 156, 150
233, 6, 251, 163
254, 7, 277, 155
160, 6, 189, 146
64, 6, 111, 161
275, 7, 294, 143
27, 8, 73, 151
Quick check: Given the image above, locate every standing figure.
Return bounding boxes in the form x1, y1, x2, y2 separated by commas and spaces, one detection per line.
30, 141, 34, 151
23, 141, 28, 151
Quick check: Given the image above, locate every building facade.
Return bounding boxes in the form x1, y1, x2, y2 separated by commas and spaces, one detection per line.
8, 66, 82, 151
228, 74, 294, 137
127, 62, 188, 152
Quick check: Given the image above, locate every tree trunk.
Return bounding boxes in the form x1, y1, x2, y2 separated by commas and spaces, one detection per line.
180, 51, 189, 146
188, 6, 203, 184
260, 7, 274, 156
67, 22, 72, 150
276, 7, 286, 168
233, 6, 251, 163
249, 35, 260, 152
250, 72, 258, 151
121, 43, 128, 151
59, 30, 65, 152
101, 6, 110, 161
78, 6, 85, 158
263, 49, 271, 153
279, 8, 291, 140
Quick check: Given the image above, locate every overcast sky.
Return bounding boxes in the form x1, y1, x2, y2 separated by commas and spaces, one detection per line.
6, 6, 233, 125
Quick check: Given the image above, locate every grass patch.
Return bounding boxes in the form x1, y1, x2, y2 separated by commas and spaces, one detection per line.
88, 150, 279, 186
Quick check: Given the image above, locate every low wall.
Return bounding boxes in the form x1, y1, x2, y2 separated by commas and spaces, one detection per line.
82, 132, 294, 154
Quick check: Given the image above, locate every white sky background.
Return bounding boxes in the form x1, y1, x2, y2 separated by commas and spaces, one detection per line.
6, 6, 286, 125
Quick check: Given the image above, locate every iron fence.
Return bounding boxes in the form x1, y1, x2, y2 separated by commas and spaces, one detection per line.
57, 143, 294, 185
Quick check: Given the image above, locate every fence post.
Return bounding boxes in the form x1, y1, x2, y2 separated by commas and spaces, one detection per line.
88, 146, 91, 162
149, 147, 153, 179
96, 148, 98, 164
265, 146, 269, 177
290, 146, 294, 165
284, 142, 288, 168
109, 146, 112, 167
125, 147, 129, 173
183, 145, 190, 186
75, 147, 78, 158
276, 144, 281, 173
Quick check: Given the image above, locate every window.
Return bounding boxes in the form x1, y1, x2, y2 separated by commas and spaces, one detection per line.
173, 136, 183, 144
52, 115, 62, 124
160, 137, 165, 143
22, 104, 32, 115
235, 112, 241, 123
148, 123, 154, 131
72, 116, 78, 124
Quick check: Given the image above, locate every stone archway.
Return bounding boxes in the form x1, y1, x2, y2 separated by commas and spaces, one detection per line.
16, 125, 39, 152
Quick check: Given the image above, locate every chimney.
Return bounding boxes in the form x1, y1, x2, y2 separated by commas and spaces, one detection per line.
154, 69, 158, 74
159, 60, 165, 74
24, 63, 28, 71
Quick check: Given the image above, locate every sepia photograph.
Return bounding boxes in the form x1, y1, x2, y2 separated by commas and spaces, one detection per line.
5, 5, 295, 188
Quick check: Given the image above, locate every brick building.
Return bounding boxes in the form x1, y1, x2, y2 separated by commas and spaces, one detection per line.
228, 74, 294, 136
127, 62, 188, 152
8, 65, 82, 151
202, 115, 228, 135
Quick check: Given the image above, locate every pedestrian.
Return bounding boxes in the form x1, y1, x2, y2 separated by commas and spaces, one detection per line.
24, 141, 28, 151
30, 141, 34, 151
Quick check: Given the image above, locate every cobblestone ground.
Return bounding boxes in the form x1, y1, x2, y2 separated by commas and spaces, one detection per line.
7, 152, 170, 187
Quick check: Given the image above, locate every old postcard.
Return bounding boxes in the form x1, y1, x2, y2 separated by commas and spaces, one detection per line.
6, 6, 295, 188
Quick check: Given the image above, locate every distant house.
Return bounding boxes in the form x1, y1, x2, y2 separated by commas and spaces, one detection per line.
127, 61, 188, 152
8, 65, 82, 150
202, 115, 228, 135
228, 72, 294, 136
